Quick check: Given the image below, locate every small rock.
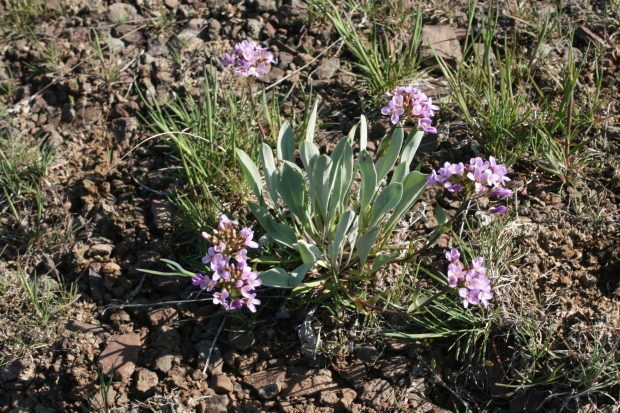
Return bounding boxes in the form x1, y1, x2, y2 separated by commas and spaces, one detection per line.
294, 53, 314, 67
278, 52, 294, 69
154, 326, 181, 351
246, 19, 264, 40
339, 361, 367, 388
107, 3, 137, 23
111, 101, 140, 118
228, 331, 254, 350
89, 262, 105, 303
148, 38, 169, 56
134, 368, 158, 396
89, 244, 114, 260
378, 356, 410, 380
195, 340, 224, 374
237, 351, 260, 376
340, 388, 357, 408
360, 379, 394, 410
187, 18, 209, 32
67, 320, 108, 336
76, 105, 102, 125
169, 29, 204, 51
421, 25, 462, 65
354, 343, 380, 363
164, 0, 178, 8
207, 19, 221, 40
1, 359, 30, 382
151, 199, 173, 231
258, 66, 284, 83
147, 307, 178, 327
154, 354, 174, 374
320, 391, 339, 406
113, 24, 144, 44
251, 0, 277, 13
281, 368, 337, 398
110, 116, 138, 150
198, 395, 228, 413
244, 368, 287, 399
315, 57, 340, 80
211, 374, 234, 394
98, 333, 142, 382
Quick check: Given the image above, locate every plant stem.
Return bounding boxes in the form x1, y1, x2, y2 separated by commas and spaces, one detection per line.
247, 77, 268, 142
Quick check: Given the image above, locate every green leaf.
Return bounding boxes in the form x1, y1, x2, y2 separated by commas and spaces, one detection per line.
391, 162, 408, 184
290, 263, 311, 286
236, 149, 262, 204
326, 165, 344, 228
401, 129, 424, 168
435, 203, 447, 225
297, 240, 317, 267
383, 171, 427, 233
278, 161, 309, 225
299, 141, 320, 173
339, 138, 355, 207
305, 102, 319, 142
248, 202, 297, 249
329, 134, 351, 169
358, 150, 376, 214
328, 209, 356, 268
375, 126, 404, 183
312, 155, 333, 221
356, 226, 379, 267
277, 121, 296, 162
369, 182, 403, 228
371, 251, 399, 273
259, 268, 293, 288
259, 143, 278, 206
359, 115, 367, 151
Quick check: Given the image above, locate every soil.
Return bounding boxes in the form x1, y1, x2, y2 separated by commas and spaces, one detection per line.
1, 0, 620, 413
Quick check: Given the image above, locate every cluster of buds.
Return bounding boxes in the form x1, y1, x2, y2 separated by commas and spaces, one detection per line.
426, 157, 512, 214
192, 215, 262, 312
445, 248, 493, 308
381, 86, 439, 133
221, 40, 275, 77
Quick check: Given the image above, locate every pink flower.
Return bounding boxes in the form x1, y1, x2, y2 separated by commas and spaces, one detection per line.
459, 288, 480, 308
244, 293, 261, 313
213, 290, 229, 306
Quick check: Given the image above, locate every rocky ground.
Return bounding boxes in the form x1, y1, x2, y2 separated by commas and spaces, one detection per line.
1, 0, 620, 412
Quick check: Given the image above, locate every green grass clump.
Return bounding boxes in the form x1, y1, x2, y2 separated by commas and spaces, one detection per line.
141, 69, 285, 237
316, 0, 424, 103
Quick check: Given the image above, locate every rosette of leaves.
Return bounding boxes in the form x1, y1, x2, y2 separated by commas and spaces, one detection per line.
236, 105, 427, 299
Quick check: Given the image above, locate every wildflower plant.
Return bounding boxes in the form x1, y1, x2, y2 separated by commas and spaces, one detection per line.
221, 39, 275, 141
236, 106, 429, 299
426, 157, 512, 215
192, 215, 262, 312
381, 86, 439, 133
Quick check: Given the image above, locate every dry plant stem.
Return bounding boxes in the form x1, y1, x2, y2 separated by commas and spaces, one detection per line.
247, 77, 268, 143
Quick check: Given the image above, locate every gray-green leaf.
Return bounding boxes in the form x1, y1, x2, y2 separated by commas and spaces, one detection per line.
277, 121, 296, 162
369, 182, 403, 228
375, 126, 404, 183
358, 150, 376, 214
236, 149, 262, 204
356, 226, 379, 267
259, 268, 293, 288
259, 143, 278, 206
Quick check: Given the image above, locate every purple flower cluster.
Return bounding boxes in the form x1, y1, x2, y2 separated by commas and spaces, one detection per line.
445, 248, 493, 308
381, 86, 439, 133
192, 215, 262, 312
221, 40, 275, 77
426, 157, 512, 214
